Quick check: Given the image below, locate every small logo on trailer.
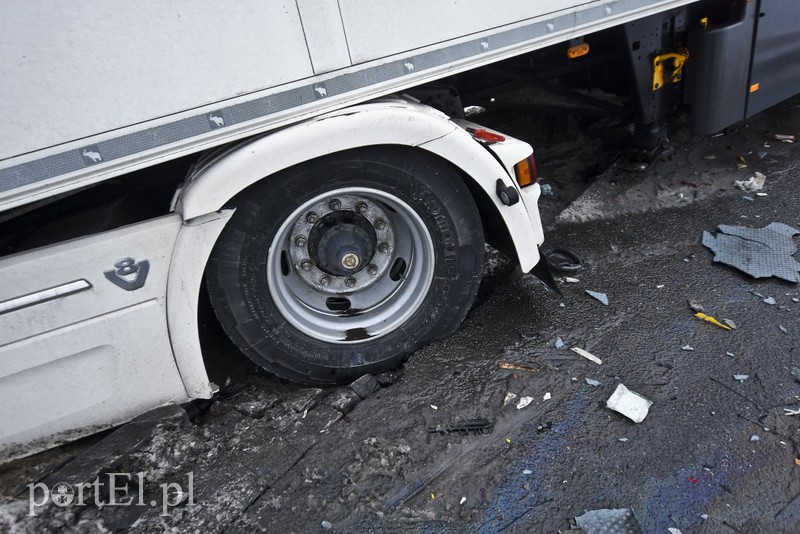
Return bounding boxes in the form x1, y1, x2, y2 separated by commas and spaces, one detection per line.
480, 39, 490, 51
313, 84, 328, 99
80, 146, 103, 165
104, 257, 150, 291
207, 113, 225, 129
404, 60, 415, 72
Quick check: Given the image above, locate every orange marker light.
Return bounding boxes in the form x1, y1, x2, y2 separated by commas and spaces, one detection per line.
567, 42, 590, 59
514, 155, 538, 188
750, 82, 760, 93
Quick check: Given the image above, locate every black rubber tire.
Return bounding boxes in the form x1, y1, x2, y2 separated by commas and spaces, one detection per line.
205, 146, 484, 385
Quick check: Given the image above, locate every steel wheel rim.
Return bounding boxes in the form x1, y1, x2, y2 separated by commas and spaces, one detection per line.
267, 186, 435, 343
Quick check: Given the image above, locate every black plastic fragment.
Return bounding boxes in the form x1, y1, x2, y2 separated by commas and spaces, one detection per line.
426, 418, 494, 436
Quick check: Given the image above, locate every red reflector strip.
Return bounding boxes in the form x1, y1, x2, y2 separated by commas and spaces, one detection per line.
470, 128, 505, 143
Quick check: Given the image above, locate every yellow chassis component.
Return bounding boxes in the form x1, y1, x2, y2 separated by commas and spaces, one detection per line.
652, 48, 690, 91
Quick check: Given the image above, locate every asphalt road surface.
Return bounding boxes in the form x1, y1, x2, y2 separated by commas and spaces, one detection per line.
1, 97, 799, 533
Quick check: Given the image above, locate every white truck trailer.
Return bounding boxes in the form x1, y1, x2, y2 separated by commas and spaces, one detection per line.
2, 0, 798, 461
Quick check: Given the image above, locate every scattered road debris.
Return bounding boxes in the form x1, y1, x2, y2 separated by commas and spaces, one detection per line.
522, 469, 532, 475
774, 133, 796, 143
784, 408, 800, 416
618, 438, 629, 442
536, 422, 553, 433
585, 289, 609, 306
585, 378, 601, 387
682, 344, 694, 351
430, 404, 439, 410
779, 325, 789, 334
726, 352, 735, 357
564, 277, 580, 283
763, 297, 777, 305
571, 347, 602, 365
460, 497, 467, 505
516, 396, 534, 410
321, 520, 333, 529
734, 374, 749, 382
555, 337, 566, 349
427, 418, 493, 436
606, 384, 652, 423
734, 171, 766, 192
499, 361, 540, 373
750, 435, 760, 442
723, 318, 737, 329
694, 312, 732, 330
668, 528, 682, 534
574, 508, 643, 534
540, 183, 554, 196
688, 299, 705, 313
702, 222, 800, 282
543, 392, 551, 401
503, 392, 517, 406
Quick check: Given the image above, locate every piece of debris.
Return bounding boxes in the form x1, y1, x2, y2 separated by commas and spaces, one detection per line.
723, 318, 737, 330
430, 404, 439, 410
555, 337, 566, 349
726, 351, 735, 357
756, 192, 768, 197
350, 374, 381, 399
688, 300, 705, 313
780, 325, 789, 334
757, 151, 768, 159
427, 418, 493, 436
702, 222, 800, 282
774, 133, 796, 143
657, 284, 665, 289
734, 171, 766, 192
543, 392, 551, 401
764, 296, 777, 305
701, 514, 709, 520
682, 344, 695, 351
460, 496, 467, 505
585, 378, 601, 387
499, 361, 539, 373
321, 520, 333, 529
540, 183, 554, 196
516, 396, 534, 410
504, 392, 517, 406
571, 347, 603, 365
750, 435, 760, 442
734, 374, 749, 382
564, 277, 580, 283
536, 422, 553, 433
694, 312, 732, 330
668, 528, 682, 534
606, 384, 652, 423
586, 290, 609, 306
575, 508, 643, 534
522, 469, 533, 475
742, 195, 754, 201
784, 408, 800, 416
702, 154, 716, 160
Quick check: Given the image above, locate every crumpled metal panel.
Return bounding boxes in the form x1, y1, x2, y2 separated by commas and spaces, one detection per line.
574, 508, 643, 534
702, 222, 800, 283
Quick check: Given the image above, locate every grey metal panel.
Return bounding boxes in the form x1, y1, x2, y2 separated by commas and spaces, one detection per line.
746, 0, 800, 117
684, 1, 757, 135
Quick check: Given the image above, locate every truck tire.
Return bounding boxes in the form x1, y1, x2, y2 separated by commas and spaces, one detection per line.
206, 147, 484, 385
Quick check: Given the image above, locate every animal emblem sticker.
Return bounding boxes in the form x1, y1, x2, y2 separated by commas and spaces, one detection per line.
313, 83, 328, 100
479, 38, 490, 52
403, 59, 415, 73
80, 145, 103, 165
207, 112, 225, 129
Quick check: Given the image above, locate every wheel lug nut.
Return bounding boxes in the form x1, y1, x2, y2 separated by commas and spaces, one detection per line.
378, 242, 389, 254
367, 264, 378, 276
356, 202, 368, 213
306, 212, 318, 223
374, 219, 386, 230
345, 277, 357, 288
329, 199, 341, 210
295, 236, 307, 247
300, 260, 313, 271
319, 275, 331, 286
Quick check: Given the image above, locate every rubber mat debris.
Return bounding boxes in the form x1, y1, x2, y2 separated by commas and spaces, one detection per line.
427, 418, 493, 436
702, 222, 800, 283
574, 507, 643, 534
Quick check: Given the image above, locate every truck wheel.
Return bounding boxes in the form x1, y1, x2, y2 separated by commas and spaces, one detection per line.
206, 147, 484, 385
